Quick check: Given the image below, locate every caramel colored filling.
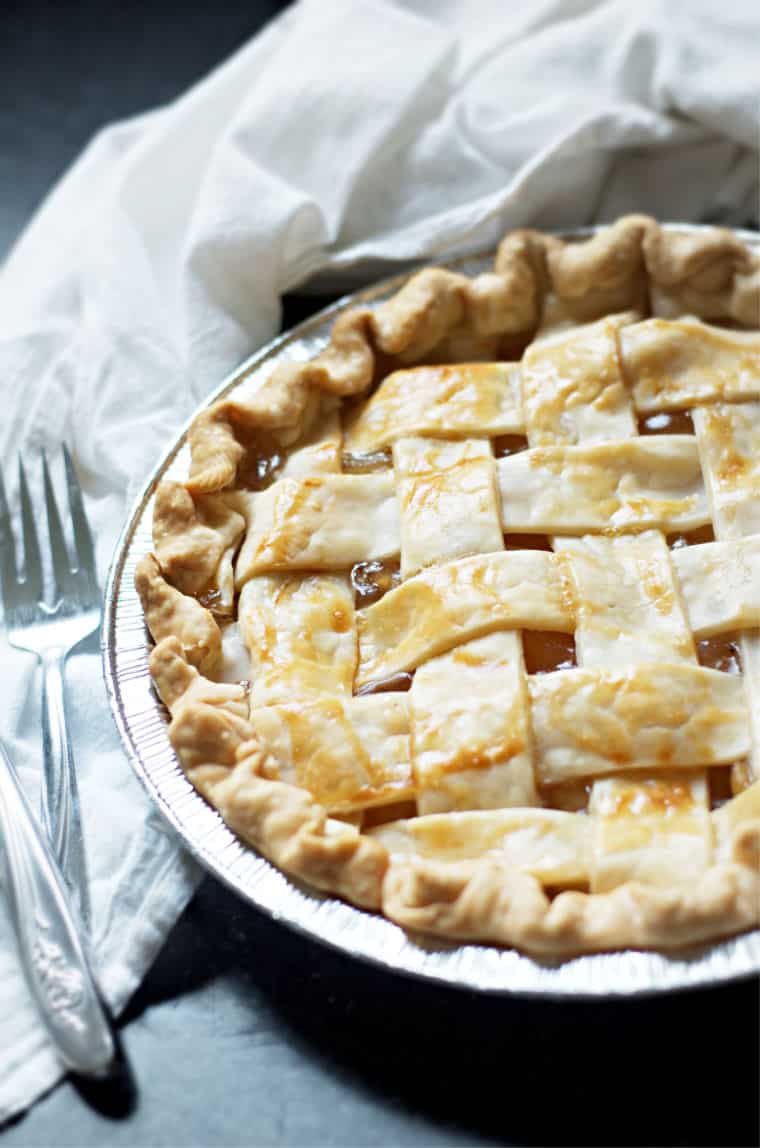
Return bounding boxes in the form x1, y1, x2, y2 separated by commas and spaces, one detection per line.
492, 433, 529, 458
351, 559, 401, 608
541, 780, 591, 813
197, 587, 225, 613
238, 450, 284, 490
697, 634, 742, 674
708, 763, 753, 809
355, 671, 414, 697
499, 331, 535, 362
668, 523, 715, 549
522, 630, 577, 674
363, 799, 418, 828
708, 766, 734, 808
197, 586, 234, 619
638, 410, 695, 436
503, 533, 553, 552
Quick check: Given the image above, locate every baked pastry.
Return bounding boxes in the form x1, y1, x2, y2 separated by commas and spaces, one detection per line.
136, 216, 760, 956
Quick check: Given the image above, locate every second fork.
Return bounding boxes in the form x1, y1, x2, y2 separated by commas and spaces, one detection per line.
0, 448, 101, 928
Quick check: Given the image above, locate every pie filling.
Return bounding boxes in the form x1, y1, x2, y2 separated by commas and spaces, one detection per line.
139, 219, 760, 952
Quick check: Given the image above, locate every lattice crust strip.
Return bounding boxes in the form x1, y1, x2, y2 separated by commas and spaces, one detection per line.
410, 632, 538, 816
522, 304, 708, 897
355, 550, 574, 686
137, 218, 760, 956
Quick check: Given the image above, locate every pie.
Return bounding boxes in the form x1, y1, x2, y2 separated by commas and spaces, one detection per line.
136, 216, 760, 956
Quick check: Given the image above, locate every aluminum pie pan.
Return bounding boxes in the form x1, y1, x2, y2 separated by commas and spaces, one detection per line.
102, 224, 760, 998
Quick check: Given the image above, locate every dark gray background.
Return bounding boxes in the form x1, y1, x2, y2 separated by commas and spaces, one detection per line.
2, 3, 758, 1145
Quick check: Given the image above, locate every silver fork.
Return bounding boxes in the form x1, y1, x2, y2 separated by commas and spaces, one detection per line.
0, 447, 99, 928
0, 734, 115, 1077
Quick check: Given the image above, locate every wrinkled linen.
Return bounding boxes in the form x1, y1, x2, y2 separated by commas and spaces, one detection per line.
0, 0, 757, 1120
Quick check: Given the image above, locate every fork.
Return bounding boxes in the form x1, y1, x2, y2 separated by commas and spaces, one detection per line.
0, 447, 99, 928
0, 734, 115, 1077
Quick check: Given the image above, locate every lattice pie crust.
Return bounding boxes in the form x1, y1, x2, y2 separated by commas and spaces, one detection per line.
137, 217, 760, 955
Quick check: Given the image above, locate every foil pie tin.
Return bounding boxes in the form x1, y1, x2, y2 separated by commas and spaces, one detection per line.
102, 225, 760, 996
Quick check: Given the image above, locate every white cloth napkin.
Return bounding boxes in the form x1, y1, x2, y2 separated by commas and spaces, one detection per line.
1, 0, 757, 1121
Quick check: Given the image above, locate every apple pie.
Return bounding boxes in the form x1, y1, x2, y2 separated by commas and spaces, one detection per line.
136, 216, 760, 955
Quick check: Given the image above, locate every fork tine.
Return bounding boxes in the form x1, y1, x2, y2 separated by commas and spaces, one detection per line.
0, 468, 20, 600
18, 458, 43, 602
42, 451, 76, 596
62, 446, 97, 585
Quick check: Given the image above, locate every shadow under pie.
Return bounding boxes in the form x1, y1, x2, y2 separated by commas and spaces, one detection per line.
121, 873, 759, 1148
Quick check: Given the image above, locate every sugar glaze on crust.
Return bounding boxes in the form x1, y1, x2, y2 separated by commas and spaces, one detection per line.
136, 217, 760, 956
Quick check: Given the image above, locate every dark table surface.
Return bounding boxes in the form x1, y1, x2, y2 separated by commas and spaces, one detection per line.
2, 3, 758, 1145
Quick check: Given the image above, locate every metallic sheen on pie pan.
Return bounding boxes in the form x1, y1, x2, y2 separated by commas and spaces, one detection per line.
102, 225, 760, 997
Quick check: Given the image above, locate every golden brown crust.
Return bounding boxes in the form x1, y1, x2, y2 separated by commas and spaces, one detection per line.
137, 218, 760, 958
153, 481, 245, 599
149, 635, 199, 708
644, 224, 760, 325
187, 408, 246, 494
135, 554, 221, 675
147, 638, 388, 910
149, 636, 249, 716
183, 217, 757, 497
308, 309, 377, 393
148, 636, 252, 804
380, 824, 760, 955
493, 228, 548, 328
372, 268, 467, 359
544, 215, 651, 320
216, 743, 388, 909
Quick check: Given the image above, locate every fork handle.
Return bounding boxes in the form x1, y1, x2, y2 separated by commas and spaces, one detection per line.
40, 649, 90, 929
0, 738, 115, 1077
